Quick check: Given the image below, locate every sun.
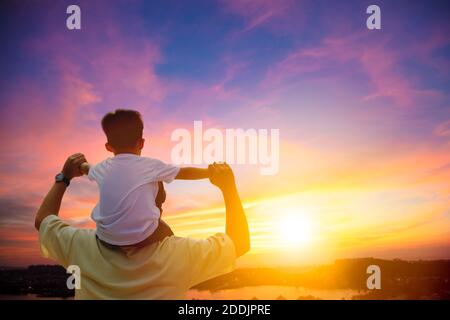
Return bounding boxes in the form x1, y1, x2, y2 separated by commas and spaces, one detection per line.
276, 213, 314, 247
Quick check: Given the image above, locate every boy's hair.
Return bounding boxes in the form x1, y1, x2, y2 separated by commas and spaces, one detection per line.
101, 109, 144, 149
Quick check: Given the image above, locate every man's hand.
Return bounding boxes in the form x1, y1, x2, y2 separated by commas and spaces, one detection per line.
208, 162, 235, 191
35, 153, 86, 230
62, 153, 87, 180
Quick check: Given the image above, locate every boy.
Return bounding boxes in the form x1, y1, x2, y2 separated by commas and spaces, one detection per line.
80, 109, 209, 247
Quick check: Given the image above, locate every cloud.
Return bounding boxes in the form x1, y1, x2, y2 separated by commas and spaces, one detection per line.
219, 0, 305, 33
433, 119, 450, 137
1, 0, 450, 266
0, 1, 170, 266
0, 197, 38, 226
263, 33, 444, 108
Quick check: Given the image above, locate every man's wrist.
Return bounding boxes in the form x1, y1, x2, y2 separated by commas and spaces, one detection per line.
53, 181, 68, 189
55, 172, 71, 187
220, 183, 238, 195
61, 170, 73, 180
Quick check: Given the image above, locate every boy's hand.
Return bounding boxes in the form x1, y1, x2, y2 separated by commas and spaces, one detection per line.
79, 162, 90, 175
175, 167, 209, 180
208, 162, 235, 191
61, 153, 87, 180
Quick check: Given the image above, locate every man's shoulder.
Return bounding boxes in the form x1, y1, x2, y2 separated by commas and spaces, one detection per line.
156, 234, 236, 287
40, 215, 95, 239
38, 215, 97, 267
39, 214, 68, 231
159, 233, 235, 253
157, 235, 191, 249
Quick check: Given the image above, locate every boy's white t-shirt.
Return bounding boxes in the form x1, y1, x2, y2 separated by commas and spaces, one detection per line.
88, 153, 180, 245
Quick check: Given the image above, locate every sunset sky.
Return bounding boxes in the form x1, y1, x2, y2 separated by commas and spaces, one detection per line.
0, 0, 449, 267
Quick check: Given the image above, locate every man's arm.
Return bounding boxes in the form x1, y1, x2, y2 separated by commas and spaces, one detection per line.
35, 153, 87, 230
175, 167, 210, 180
209, 163, 250, 257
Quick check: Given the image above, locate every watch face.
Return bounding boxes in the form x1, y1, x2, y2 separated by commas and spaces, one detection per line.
55, 173, 64, 182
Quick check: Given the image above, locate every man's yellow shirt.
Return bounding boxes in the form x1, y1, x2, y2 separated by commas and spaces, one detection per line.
39, 215, 236, 299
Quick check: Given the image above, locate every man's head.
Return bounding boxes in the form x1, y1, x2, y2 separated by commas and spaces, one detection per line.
101, 109, 145, 155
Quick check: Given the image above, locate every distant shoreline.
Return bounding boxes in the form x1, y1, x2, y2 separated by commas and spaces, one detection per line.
1, 258, 450, 300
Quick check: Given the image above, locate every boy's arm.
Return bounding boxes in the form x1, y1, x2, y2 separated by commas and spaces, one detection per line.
175, 167, 209, 180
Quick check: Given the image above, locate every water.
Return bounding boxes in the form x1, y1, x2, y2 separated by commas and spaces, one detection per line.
0, 286, 362, 300
187, 286, 360, 300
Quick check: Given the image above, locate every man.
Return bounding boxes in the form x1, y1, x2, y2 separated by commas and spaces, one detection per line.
35, 153, 250, 299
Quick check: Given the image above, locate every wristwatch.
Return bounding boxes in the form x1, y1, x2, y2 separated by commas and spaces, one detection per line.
55, 173, 71, 187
